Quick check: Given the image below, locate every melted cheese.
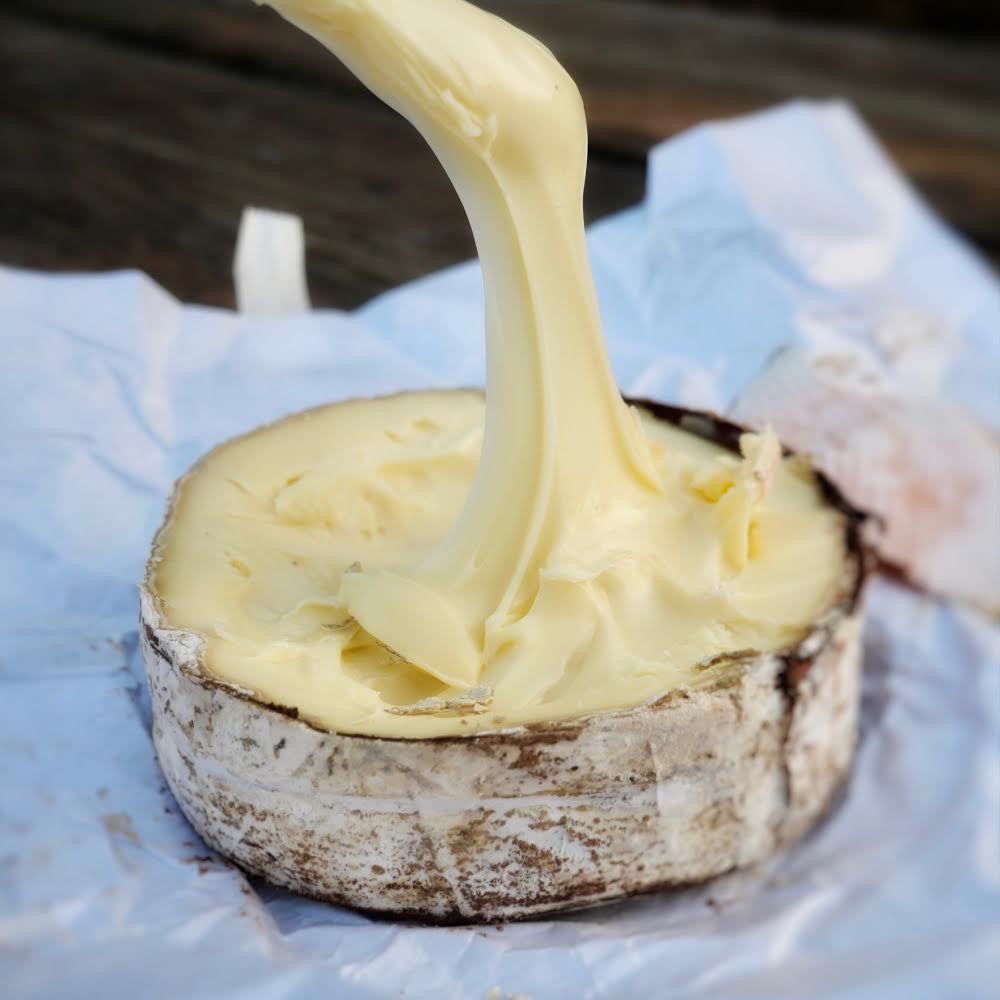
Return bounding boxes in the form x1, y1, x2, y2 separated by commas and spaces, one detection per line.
154, 392, 846, 737
152, 0, 847, 737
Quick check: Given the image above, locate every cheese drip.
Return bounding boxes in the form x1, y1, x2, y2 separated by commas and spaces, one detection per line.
153, 0, 848, 737
261, 0, 661, 687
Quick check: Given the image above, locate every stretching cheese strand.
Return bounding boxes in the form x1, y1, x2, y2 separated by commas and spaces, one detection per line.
153, 1, 846, 736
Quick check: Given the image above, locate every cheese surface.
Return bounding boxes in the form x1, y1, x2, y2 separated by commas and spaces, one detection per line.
152, 0, 847, 737
154, 392, 846, 737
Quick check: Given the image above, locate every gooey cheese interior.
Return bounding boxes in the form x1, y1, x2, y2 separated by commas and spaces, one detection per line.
153, 0, 847, 738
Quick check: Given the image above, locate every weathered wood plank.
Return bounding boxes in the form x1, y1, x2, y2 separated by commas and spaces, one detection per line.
0, 15, 643, 307
635, 0, 1000, 41
13, 0, 999, 143
8, 0, 999, 254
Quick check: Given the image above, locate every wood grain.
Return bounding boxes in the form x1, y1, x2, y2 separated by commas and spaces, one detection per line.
1, 0, 998, 306
0, 14, 643, 308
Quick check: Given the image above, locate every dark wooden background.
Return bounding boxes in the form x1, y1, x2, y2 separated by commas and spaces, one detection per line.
2, 0, 998, 309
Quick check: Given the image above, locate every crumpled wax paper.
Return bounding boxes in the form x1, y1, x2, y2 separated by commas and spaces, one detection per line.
1, 101, 998, 999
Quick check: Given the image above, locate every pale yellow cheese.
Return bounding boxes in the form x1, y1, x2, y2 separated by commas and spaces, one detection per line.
155, 391, 846, 737
153, 0, 847, 738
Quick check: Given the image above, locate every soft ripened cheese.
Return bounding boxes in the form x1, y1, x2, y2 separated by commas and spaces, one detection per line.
152, 0, 847, 737
154, 391, 846, 737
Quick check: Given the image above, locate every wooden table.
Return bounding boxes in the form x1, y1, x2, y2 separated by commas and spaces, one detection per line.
2, 0, 998, 309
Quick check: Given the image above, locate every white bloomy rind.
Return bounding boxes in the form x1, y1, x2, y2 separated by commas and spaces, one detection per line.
141, 513, 864, 922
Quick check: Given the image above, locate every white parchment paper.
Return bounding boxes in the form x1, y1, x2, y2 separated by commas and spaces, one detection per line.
1, 102, 998, 999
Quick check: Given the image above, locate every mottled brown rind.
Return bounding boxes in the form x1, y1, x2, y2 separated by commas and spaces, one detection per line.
141, 396, 868, 923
